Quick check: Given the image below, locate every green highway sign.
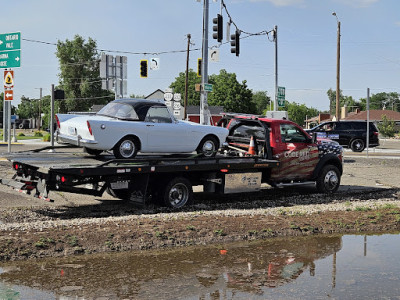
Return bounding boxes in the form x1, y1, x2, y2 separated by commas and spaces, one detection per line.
0, 32, 21, 52
204, 83, 213, 92
0, 50, 21, 68
277, 86, 285, 107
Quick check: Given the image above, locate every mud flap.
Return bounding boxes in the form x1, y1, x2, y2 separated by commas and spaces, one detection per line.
36, 178, 49, 198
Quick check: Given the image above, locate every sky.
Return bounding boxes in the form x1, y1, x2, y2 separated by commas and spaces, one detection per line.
1, 0, 400, 111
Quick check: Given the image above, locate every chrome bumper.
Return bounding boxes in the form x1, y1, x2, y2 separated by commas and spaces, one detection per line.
56, 132, 98, 147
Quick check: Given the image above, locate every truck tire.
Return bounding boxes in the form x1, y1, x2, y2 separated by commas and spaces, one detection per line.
316, 165, 341, 194
162, 177, 193, 209
350, 138, 365, 152
113, 137, 138, 159
197, 136, 218, 157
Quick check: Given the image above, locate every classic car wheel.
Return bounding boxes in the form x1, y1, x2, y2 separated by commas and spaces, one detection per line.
350, 139, 365, 152
197, 136, 219, 157
114, 137, 138, 159
163, 177, 193, 209
316, 165, 341, 194
84, 147, 103, 156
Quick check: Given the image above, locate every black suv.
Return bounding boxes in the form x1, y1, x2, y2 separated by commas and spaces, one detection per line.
306, 121, 379, 152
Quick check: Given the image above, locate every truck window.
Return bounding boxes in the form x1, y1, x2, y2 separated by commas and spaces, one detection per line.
232, 124, 265, 139
280, 124, 308, 143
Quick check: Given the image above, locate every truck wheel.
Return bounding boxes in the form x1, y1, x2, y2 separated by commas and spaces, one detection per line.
197, 136, 218, 157
316, 165, 341, 194
114, 137, 138, 159
350, 139, 365, 152
84, 147, 103, 156
163, 177, 193, 209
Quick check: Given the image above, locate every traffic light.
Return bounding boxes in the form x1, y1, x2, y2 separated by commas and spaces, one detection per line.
197, 58, 202, 77
230, 30, 240, 57
140, 59, 148, 78
212, 14, 223, 42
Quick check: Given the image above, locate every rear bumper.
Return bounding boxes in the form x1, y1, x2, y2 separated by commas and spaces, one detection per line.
56, 132, 98, 147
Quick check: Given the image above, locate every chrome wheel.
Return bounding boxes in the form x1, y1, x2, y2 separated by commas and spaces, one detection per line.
197, 136, 218, 157
163, 177, 193, 209
324, 170, 339, 192
114, 138, 138, 159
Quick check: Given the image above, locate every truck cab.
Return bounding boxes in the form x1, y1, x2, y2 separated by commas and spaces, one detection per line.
225, 116, 343, 193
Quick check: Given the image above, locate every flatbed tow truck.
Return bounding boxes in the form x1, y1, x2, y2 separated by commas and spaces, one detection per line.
0, 146, 280, 209
0, 114, 344, 209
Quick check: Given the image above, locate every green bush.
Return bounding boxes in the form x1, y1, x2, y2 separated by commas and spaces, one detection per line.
34, 131, 43, 137
377, 115, 396, 138
42, 134, 51, 142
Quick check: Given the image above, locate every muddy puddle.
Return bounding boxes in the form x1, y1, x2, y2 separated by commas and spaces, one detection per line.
0, 233, 399, 299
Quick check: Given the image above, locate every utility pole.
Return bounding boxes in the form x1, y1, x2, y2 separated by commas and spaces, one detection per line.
333, 12, 341, 121
35, 87, 42, 130
200, 0, 211, 125
50, 84, 55, 149
184, 34, 191, 120
274, 25, 278, 112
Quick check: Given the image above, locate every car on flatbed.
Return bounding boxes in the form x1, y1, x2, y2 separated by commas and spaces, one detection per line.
56, 98, 229, 158
306, 120, 379, 152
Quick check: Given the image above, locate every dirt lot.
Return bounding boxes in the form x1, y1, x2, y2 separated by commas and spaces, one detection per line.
0, 144, 400, 261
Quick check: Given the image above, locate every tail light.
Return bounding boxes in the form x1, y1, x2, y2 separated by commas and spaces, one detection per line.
55, 115, 60, 129
87, 121, 93, 135
373, 132, 379, 136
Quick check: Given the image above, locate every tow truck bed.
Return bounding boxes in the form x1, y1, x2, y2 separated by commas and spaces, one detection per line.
1, 149, 280, 207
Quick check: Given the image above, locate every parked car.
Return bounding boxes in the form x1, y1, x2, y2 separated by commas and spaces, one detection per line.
56, 98, 229, 158
306, 121, 379, 152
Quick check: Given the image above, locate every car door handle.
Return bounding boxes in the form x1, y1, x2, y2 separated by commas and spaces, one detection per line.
146, 124, 154, 127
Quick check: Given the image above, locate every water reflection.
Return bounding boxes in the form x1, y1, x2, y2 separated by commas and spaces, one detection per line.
0, 233, 399, 299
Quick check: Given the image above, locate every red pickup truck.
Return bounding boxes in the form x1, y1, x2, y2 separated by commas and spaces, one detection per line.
222, 114, 343, 193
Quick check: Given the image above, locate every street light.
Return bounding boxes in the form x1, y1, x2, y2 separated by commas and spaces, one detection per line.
332, 12, 341, 121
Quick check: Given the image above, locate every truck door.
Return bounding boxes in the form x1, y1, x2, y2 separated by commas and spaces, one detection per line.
271, 123, 319, 181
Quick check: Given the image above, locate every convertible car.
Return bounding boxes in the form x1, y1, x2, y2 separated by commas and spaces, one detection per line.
56, 98, 229, 159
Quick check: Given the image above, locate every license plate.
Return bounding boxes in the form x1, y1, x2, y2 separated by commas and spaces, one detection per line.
110, 181, 129, 189
68, 126, 77, 135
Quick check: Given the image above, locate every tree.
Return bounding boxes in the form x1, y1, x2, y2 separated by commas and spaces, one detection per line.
207, 69, 255, 113
16, 96, 40, 119
252, 91, 271, 115
359, 92, 399, 112
377, 115, 396, 138
283, 101, 319, 127
169, 69, 201, 106
56, 34, 112, 113
327, 88, 361, 116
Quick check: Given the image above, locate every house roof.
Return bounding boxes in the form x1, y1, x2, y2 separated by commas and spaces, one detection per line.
344, 110, 400, 121
186, 105, 224, 115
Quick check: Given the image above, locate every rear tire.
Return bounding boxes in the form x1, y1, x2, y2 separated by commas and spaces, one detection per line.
113, 137, 139, 159
316, 165, 341, 194
350, 138, 365, 152
162, 177, 193, 209
197, 136, 219, 157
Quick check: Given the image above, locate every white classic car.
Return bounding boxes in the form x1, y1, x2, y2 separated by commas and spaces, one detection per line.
56, 98, 229, 159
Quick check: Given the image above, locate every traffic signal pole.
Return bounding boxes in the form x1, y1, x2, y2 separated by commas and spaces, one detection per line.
200, 0, 211, 125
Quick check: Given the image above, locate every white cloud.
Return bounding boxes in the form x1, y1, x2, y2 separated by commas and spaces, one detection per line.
249, 0, 305, 6
333, 0, 380, 8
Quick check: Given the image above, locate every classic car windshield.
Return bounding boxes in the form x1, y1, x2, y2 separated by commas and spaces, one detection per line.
97, 103, 139, 120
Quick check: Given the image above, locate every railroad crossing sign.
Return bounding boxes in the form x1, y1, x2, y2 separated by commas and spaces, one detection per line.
277, 86, 285, 107
4, 70, 14, 88
0, 32, 21, 69
4, 89, 13, 101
